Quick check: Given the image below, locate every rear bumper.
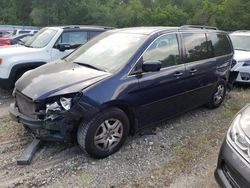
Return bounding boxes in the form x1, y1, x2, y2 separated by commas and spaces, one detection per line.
215, 139, 250, 188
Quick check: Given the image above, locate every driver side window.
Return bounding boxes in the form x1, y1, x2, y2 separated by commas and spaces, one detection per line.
143, 33, 181, 69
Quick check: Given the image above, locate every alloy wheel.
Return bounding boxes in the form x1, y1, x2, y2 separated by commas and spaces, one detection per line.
94, 119, 123, 151
213, 84, 225, 105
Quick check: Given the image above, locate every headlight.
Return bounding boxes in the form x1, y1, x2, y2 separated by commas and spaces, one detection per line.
229, 114, 250, 157
60, 97, 72, 110
242, 60, 250, 66
46, 97, 72, 113
46, 102, 61, 113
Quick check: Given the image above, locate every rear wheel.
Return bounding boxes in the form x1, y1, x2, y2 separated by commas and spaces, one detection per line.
206, 80, 226, 109
77, 107, 129, 159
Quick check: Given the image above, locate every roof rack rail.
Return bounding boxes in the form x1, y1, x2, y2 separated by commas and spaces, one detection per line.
232, 30, 250, 33
61, 25, 114, 30
63, 25, 80, 29
180, 25, 218, 30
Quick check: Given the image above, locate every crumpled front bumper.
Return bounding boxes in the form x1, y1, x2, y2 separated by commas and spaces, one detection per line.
9, 103, 44, 129
9, 103, 78, 141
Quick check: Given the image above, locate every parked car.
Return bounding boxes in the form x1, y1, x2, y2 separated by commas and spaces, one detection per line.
0, 33, 34, 46
9, 25, 234, 159
230, 31, 250, 83
0, 25, 111, 89
0, 30, 13, 37
10, 33, 34, 45
0, 37, 10, 46
12, 29, 38, 35
0, 25, 40, 36
215, 104, 250, 187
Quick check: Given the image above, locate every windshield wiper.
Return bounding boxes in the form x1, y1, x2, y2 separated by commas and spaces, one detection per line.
74, 62, 107, 72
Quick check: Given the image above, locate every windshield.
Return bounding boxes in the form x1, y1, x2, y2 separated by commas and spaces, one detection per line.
66, 31, 147, 73
24, 28, 57, 48
230, 35, 250, 51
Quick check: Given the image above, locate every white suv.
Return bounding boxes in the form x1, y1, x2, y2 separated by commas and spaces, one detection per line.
230, 31, 250, 83
0, 25, 110, 89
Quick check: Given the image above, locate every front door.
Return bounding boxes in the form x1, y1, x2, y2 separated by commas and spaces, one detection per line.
133, 33, 188, 126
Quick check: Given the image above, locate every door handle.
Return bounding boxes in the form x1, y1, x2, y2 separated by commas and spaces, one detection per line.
174, 72, 183, 78
189, 69, 198, 74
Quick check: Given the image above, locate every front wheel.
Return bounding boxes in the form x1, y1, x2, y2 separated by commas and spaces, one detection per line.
206, 80, 226, 109
77, 107, 129, 159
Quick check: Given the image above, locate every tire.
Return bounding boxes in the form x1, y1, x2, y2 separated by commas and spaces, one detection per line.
77, 107, 130, 159
206, 80, 226, 109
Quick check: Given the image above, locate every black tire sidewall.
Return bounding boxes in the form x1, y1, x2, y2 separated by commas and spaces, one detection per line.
79, 108, 129, 159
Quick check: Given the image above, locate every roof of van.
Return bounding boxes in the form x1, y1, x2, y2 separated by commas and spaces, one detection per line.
46, 25, 224, 35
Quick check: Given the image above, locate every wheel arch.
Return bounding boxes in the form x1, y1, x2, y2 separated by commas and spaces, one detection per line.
9, 62, 46, 85
10, 62, 46, 79
100, 102, 138, 135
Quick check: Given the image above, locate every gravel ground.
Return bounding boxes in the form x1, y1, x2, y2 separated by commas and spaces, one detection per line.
0, 87, 249, 188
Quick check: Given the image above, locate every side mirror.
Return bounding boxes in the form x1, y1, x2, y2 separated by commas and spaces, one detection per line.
56, 43, 71, 52
142, 61, 161, 72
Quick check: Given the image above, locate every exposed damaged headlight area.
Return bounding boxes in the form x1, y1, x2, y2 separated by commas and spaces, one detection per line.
44, 94, 81, 120
45, 97, 72, 120
60, 97, 72, 110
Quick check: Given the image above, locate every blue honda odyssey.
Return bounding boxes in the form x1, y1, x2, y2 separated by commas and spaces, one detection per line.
10, 26, 234, 158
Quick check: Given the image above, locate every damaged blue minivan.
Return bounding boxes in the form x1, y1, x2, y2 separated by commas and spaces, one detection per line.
10, 26, 234, 158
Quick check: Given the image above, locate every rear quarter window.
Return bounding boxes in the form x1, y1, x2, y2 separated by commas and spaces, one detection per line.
207, 33, 232, 57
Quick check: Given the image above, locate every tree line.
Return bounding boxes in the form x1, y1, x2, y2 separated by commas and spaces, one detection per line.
0, 0, 249, 31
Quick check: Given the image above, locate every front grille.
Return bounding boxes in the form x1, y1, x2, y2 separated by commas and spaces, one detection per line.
222, 163, 240, 188
15, 91, 37, 119
221, 161, 250, 188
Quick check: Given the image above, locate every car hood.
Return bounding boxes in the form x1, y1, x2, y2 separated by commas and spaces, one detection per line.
15, 60, 111, 101
0, 45, 39, 56
234, 50, 250, 62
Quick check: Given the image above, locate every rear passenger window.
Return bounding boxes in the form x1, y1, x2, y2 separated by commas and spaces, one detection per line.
182, 33, 210, 63
142, 34, 181, 68
207, 33, 232, 56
